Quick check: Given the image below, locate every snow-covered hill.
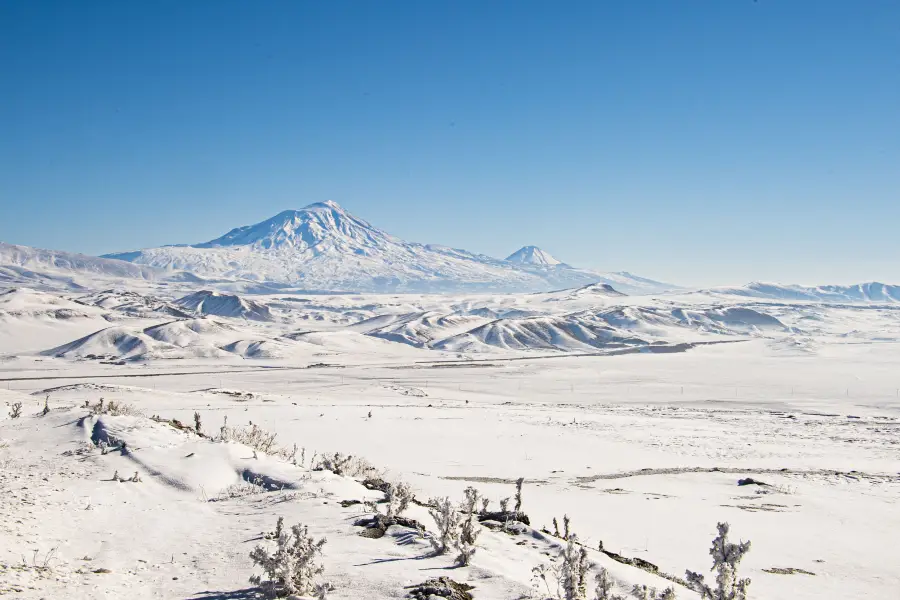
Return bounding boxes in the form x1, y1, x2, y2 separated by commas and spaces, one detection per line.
104, 201, 675, 294
174, 290, 274, 321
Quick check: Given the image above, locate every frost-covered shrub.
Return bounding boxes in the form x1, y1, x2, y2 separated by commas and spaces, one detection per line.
314, 452, 381, 479
456, 487, 481, 566
515, 477, 525, 512
631, 584, 676, 599
384, 480, 413, 519
212, 476, 267, 501
249, 518, 327, 598
594, 567, 624, 600
89, 398, 143, 417
685, 522, 751, 600
9, 402, 22, 419
193, 411, 202, 433
533, 533, 590, 600
221, 423, 280, 454
428, 496, 460, 554
561, 535, 590, 600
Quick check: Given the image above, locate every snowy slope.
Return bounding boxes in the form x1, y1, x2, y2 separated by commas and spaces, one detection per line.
104, 201, 676, 294
174, 290, 274, 321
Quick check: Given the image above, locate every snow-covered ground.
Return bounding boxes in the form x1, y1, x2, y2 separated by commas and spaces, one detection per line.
1, 282, 898, 599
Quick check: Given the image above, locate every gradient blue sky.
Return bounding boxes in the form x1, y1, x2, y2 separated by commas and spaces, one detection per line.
2, 1, 898, 286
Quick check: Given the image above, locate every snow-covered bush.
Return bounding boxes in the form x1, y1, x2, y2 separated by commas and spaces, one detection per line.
9, 402, 22, 419
533, 533, 590, 600
314, 452, 381, 479
456, 487, 481, 566
685, 522, 751, 600
89, 398, 143, 417
249, 518, 328, 598
631, 584, 676, 599
384, 480, 413, 519
561, 535, 590, 600
212, 475, 267, 501
221, 422, 280, 454
193, 411, 202, 433
515, 477, 525, 512
428, 496, 461, 554
594, 567, 624, 600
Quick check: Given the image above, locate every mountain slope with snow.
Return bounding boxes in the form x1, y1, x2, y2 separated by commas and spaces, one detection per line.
103, 201, 676, 294
0, 242, 202, 291
701, 281, 900, 303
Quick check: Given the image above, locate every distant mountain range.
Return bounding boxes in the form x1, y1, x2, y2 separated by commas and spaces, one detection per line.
5, 201, 898, 299
698, 281, 900, 303
101, 201, 676, 294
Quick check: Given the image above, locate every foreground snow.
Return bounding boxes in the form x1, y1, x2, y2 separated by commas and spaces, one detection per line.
1, 282, 898, 599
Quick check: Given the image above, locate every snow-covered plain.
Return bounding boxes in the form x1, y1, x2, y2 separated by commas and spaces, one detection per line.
0, 275, 898, 600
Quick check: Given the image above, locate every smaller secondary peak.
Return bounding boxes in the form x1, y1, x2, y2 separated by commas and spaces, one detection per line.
505, 245, 561, 266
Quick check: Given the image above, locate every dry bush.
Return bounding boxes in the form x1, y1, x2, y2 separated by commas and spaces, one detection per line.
89, 397, 143, 417
314, 452, 381, 479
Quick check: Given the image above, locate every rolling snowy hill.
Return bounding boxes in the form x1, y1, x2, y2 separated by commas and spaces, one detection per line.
103, 201, 676, 294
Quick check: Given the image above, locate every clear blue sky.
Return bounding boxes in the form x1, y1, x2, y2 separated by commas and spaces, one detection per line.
2, 1, 898, 286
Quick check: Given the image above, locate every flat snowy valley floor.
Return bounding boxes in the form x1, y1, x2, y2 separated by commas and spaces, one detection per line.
0, 286, 898, 599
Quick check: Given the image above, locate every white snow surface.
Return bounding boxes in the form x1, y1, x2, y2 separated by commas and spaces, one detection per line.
1, 272, 899, 599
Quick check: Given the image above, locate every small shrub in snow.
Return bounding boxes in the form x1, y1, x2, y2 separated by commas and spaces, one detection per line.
561, 535, 590, 600
193, 411, 202, 433
249, 518, 327, 598
314, 452, 381, 479
221, 423, 280, 454
265, 516, 285, 540
594, 567, 624, 600
685, 522, 751, 600
41, 396, 50, 416
90, 398, 142, 417
630, 584, 676, 600
213, 476, 267, 501
515, 477, 525, 512
9, 402, 22, 419
532, 534, 589, 600
384, 480, 413, 519
456, 487, 481, 566
428, 496, 461, 555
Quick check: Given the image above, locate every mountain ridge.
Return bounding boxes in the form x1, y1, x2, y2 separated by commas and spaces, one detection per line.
103, 201, 676, 294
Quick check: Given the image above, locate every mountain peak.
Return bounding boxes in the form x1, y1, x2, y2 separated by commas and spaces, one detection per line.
194, 201, 392, 252
505, 246, 561, 266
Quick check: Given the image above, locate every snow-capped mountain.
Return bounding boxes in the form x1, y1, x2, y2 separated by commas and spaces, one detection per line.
700, 281, 900, 303
0, 242, 201, 291
505, 246, 561, 266
104, 201, 676, 294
